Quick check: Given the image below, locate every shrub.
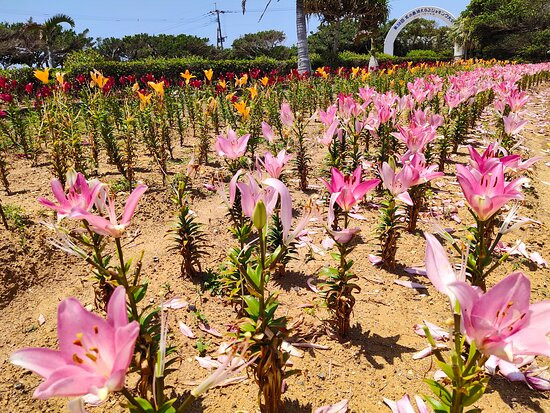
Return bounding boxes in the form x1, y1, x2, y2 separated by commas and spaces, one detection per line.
405, 49, 440, 60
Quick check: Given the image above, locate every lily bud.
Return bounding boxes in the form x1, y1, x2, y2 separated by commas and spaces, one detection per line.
252, 200, 267, 230
388, 156, 397, 171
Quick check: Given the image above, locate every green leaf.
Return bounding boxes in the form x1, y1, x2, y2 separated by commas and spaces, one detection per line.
424, 379, 452, 405
133, 283, 148, 303
462, 382, 488, 406
243, 295, 260, 317
436, 360, 455, 381
158, 399, 177, 413
424, 395, 450, 413
128, 397, 154, 413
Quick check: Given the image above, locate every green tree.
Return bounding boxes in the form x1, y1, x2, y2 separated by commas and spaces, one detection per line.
0, 16, 92, 68
462, 0, 550, 60
29, 14, 77, 67
231, 30, 291, 59
97, 33, 219, 61
383, 18, 453, 57
308, 19, 367, 56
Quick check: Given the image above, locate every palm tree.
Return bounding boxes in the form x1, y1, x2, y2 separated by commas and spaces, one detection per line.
242, 0, 311, 73
26, 14, 75, 67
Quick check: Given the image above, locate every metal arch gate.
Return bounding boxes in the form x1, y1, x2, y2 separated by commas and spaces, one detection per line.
383, 6, 462, 58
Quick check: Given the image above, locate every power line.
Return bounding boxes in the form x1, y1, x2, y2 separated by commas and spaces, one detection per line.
208, 3, 237, 50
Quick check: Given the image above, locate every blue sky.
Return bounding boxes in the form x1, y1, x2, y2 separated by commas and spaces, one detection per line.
0, 0, 469, 46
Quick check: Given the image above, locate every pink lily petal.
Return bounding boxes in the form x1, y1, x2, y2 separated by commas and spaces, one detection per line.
198, 322, 222, 338
179, 321, 195, 339
315, 399, 348, 413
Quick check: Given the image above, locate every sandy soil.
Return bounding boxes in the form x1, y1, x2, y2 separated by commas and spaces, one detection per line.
0, 83, 549, 412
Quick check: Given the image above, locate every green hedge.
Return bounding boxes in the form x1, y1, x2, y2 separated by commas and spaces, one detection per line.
1, 52, 448, 86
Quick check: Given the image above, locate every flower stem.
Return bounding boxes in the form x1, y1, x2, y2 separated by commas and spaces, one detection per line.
115, 237, 140, 321
176, 394, 197, 413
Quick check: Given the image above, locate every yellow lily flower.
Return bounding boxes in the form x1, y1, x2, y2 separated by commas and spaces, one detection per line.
235, 73, 248, 87
260, 76, 269, 87
90, 70, 108, 89
225, 92, 235, 101
137, 91, 152, 110
34, 68, 50, 84
148, 80, 165, 98
132, 82, 139, 92
351, 67, 360, 78
55, 72, 65, 85
315, 67, 328, 79
247, 85, 258, 100
204, 68, 213, 81
218, 79, 227, 89
234, 100, 250, 120
180, 70, 195, 85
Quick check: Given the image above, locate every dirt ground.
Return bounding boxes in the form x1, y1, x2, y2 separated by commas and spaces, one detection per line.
1, 83, 549, 412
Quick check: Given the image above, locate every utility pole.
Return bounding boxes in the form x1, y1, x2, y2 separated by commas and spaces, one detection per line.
209, 3, 235, 50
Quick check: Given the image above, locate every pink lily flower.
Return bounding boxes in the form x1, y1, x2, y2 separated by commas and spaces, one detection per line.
500, 154, 542, 173
456, 163, 527, 221
506, 90, 529, 111
503, 113, 528, 136
444, 91, 461, 109
448, 272, 550, 362
38, 173, 103, 220
214, 129, 250, 160
424, 232, 466, 306
321, 166, 379, 212
357, 85, 375, 105
467, 144, 503, 174
10, 286, 139, 400
73, 184, 148, 238
261, 121, 275, 143
410, 108, 443, 129
383, 394, 429, 413
329, 227, 360, 244
257, 150, 292, 179
236, 175, 276, 218
319, 105, 337, 125
380, 162, 417, 206
319, 120, 340, 146
280, 101, 294, 127
404, 153, 444, 185
392, 124, 437, 156
407, 79, 429, 104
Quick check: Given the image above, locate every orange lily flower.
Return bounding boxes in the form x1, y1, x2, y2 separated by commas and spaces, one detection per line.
90, 70, 108, 89
204, 68, 213, 81
55, 72, 65, 85
34, 68, 50, 84
260, 76, 269, 87
180, 70, 195, 85
233, 100, 250, 120
137, 91, 152, 110
147, 80, 164, 98
247, 85, 258, 100
315, 67, 328, 79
